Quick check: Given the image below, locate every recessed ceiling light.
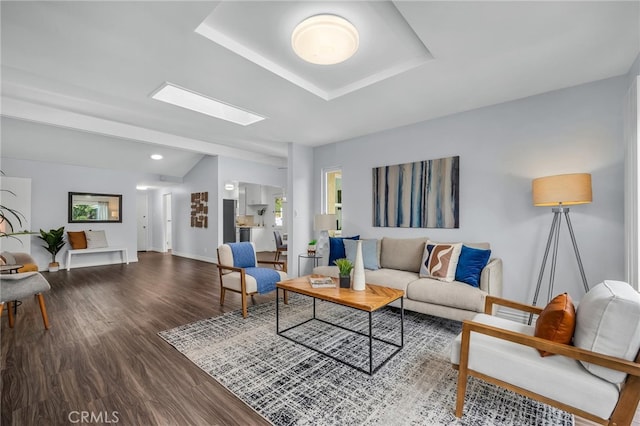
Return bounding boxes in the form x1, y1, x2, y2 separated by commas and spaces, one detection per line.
151, 82, 265, 126
292, 15, 359, 65
150, 154, 163, 160
136, 186, 148, 190
224, 183, 235, 191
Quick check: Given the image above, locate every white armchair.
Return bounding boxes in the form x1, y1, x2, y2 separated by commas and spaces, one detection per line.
451, 281, 640, 425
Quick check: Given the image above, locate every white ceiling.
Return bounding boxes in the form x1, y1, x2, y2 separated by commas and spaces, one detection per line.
1, 1, 638, 183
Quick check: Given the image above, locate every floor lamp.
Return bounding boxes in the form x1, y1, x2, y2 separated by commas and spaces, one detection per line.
529, 173, 592, 324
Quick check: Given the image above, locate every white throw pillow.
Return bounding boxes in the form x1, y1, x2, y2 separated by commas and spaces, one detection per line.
419, 241, 462, 282
85, 230, 108, 249
574, 280, 640, 384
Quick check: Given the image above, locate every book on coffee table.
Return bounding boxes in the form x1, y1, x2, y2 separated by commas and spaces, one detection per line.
308, 276, 336, 288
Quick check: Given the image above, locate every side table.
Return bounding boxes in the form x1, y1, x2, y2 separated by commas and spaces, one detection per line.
0, 264, 23, 274
298, 254, 323, 276
0, 265, 24, 315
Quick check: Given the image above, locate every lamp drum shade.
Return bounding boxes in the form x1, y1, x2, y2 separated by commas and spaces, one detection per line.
314, 214, 338, 231
532, 173, 592, 206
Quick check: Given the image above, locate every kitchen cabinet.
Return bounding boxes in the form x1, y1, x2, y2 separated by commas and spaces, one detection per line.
246, 184, 267, 205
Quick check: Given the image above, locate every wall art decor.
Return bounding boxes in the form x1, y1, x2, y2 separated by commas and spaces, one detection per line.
373, 156, 459, 228
191, 192, 208, 228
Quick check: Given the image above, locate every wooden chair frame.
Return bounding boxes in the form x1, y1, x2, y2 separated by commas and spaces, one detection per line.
216, 248, 288, 318
453, 295, 640, 425
1, 293, 50, 330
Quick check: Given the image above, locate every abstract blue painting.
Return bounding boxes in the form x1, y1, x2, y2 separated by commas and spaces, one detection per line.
372, 156, 459, 228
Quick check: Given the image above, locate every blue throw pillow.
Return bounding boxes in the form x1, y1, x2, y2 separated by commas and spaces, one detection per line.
329, 235, 359, 266
455, 245, 491, 288
343, 239, 379, 270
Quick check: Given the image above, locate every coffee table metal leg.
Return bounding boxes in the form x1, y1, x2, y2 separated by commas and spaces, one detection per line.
401, 297, 404, 347
313, 297, 316, 319
276, 288, 280, 334
369, 311, 373, 375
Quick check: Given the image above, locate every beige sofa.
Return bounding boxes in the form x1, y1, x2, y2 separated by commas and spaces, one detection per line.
313, 237, 503, 322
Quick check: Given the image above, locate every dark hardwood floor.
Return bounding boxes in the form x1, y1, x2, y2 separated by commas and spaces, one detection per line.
1, 252, 282, 425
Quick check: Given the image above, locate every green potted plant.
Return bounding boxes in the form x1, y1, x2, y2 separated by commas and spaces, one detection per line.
38, 227, 65, 272
334, 258, 353, 288
308, 239, 317, 255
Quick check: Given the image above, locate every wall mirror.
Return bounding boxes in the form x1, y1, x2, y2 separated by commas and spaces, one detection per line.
68, 192, 122, 223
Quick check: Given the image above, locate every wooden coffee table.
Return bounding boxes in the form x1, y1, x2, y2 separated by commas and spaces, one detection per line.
276, 275, 404, 375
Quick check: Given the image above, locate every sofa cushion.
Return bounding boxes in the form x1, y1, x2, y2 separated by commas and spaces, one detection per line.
380, 237, 427, 273
455, 245, 492, 287
328, 235, 359, 266
451, 314, 620, 420
364, 268, 419, 293
574, 280, 640, 384
534, 293, 576, 357
67, 231, 88, 249
85, 230, 108, 249
419, 241, 462, 282
344, 239, 379, 270
407, 278, 486, 312
313, 265, 339, 278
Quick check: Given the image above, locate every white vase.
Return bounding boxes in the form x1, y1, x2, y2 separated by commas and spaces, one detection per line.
352, 240, 366, 291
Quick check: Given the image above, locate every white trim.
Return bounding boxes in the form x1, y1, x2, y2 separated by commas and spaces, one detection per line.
170, 251, 217, 264
624, 76, 639, 290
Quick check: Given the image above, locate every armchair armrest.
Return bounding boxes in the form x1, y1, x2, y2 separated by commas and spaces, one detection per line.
460, 320, 640, 377
484, 295, 544, 315
257, 260, 287, 273
215, 263, 245, 274
479, 258, 502, 297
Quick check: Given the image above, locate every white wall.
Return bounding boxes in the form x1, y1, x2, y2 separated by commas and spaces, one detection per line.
0, 158, 140, 269
166, 156, 219, 262
288, 143, 314, 276
314, 76, 628, 304
0, 176, 32, 253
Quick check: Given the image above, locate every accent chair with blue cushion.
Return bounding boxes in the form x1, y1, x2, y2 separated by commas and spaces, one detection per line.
216, 242, 288, 318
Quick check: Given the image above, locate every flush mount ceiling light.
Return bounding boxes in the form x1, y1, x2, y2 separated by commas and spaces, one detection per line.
150, 154, 163, 160
151, 82, 265, 126
292, 14, 359, 65
224, 183, 235, 191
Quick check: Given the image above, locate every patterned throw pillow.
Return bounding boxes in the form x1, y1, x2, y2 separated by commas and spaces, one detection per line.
419, 241, 462, 282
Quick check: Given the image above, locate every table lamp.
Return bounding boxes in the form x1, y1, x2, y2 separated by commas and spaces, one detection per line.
314, 214, 337, 256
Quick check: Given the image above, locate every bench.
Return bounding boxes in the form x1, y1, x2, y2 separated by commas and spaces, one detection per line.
66, 247, 129, 271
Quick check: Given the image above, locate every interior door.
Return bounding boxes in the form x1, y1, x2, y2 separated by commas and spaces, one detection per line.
136, 191, 148, 251
163, 193, 172, 252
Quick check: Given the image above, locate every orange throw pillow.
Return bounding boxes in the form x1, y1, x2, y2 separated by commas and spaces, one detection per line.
534, 293, 576, 357
67, 231, 87, 249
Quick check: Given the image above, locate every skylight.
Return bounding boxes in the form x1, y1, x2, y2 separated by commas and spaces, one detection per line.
151, 82, 265, 126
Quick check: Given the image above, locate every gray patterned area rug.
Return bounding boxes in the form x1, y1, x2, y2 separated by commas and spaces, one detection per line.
159, 295, 573, 426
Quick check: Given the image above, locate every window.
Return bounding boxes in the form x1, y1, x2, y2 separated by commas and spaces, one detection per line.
274, 195, 284, 227
323, 168, 342, 234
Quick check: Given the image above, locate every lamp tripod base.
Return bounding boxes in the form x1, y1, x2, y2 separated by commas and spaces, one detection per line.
529, 207, 589, 324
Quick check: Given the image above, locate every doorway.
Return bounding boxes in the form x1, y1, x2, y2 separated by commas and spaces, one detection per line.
163, 193, 172, 252
323, 167, 342, 234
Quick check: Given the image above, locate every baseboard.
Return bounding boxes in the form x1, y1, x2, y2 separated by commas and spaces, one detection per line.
171, 251, 217, 264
